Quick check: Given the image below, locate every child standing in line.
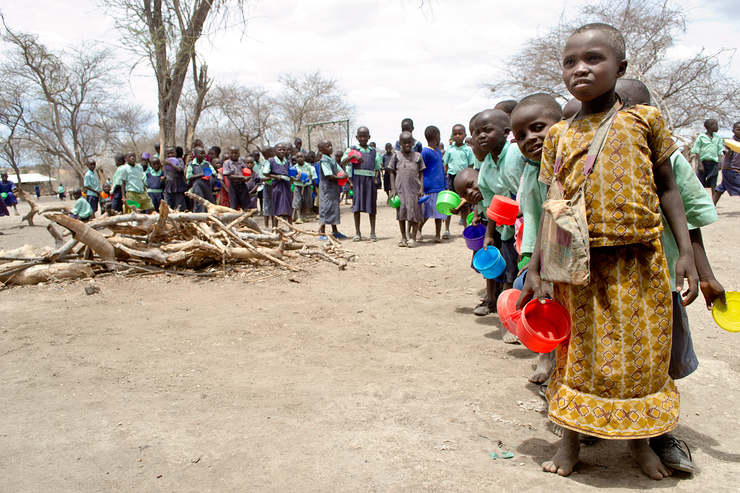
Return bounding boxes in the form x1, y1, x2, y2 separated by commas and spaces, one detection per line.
163, 146, 188, 211
389, 131, 425, 247
713, 121, 740, 205
317, 139, 346, 239
519, 23, 698, 480
68, 188, 92, 221
394, 118, 424, 153
145, 157, 166, 211
34, 184, 40, 199
222, 146, 253, 211
242, 156, 260, 210
0, 172, 19, 215
341, 126, 383, 241
186, 147, 217, 213
336, 150, 351, 205
263, 143, 294, 226
57, 183, 66, 201
443, 124, 475, 229
690, 118, 724, 194
83, 158, 102, 218
110, 153, 126, 212
382, 143, 394, 202
122, 150, 154, 213
292, 152, 315, 224
509, 93, 563, 379
419, 125, 449, 243
260, 146, 275, 227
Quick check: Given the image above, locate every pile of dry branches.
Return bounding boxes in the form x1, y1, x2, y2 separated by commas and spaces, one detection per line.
1, 190, 356, 285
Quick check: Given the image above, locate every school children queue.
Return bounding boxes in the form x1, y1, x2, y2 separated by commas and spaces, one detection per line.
19, 21, 740, 484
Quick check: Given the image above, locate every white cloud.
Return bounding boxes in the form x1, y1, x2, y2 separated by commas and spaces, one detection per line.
349, 86, 403, 101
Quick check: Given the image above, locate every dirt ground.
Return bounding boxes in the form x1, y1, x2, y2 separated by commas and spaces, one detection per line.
1, 194, 740, 492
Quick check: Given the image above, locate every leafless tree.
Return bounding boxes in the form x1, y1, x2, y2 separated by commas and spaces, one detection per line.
488, 0, 740, 132
108, 104, 154, 156
1, 18, 123, 186
96, 0, 249, 149
208, 83, 277, 151
179, 55, 213, 154
275, 72, 355, 145
0, 78, 30, 183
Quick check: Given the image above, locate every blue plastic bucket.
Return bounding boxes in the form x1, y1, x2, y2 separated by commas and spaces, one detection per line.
473, 248, 506, 279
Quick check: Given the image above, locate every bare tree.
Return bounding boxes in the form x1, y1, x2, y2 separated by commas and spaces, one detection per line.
488, 0, 740, 132
1, 18, 122, 186
0, 78, 30, 183
97, 0, 249, 148
208, 83, 277, 151
275, 72, 355, 144
180, 55, 213, 154
108, 104, 155, 155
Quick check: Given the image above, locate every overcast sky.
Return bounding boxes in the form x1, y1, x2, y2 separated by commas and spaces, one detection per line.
3, 0, 739, 150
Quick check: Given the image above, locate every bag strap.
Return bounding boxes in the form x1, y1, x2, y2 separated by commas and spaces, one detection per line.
554, 98, 623, 178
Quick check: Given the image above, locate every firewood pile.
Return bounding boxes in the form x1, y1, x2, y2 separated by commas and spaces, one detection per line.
1, 190, 356, 286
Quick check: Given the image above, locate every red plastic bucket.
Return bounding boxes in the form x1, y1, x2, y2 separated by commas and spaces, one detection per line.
487, 195, 519, 226
497, 289, 522, 335
337, 171, 348, 187
242, 168, 252, 177
516, 299, 571, 353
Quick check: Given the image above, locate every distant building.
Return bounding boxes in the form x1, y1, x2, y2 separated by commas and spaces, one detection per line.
0, 172, 58, 196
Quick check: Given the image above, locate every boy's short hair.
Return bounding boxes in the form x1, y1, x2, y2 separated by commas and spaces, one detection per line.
573, 23, 626, 61
511, 93, 563, 122
704, 118, 718, 128
615, 79, 651, 106
494, 100, 518, 115
733, 121, 740, 128
468, 112, 481, 133
424, 125, 440, 141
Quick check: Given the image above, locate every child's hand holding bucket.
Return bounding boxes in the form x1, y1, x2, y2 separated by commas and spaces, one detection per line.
515, 267, 554, 310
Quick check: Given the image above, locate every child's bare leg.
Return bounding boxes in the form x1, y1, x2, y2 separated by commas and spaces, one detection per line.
443, 216, 451, 239
353, 211, 362, 238
407, 221, 418, 247
419, 219, 427, 239
284, 214, 293, 225
543, 428, 580, 476
628, 439, 672, 480
434, 219, 442, 242
369, 214, 376, 237
475, 279, 497, 316
398, 220, 407, 245
318, 224, 326, 235
529, 350, 555, 383
264, 214, 270, 227
331, 224, 339, 234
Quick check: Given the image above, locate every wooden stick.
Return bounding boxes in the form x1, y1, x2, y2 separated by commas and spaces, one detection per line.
207, 214, 301, 272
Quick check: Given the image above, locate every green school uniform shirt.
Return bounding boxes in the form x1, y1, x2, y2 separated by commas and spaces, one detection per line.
519, 159, 548, 255
691, 133, 724, 162
443, 143, 475, 175
293, 163, 316, 187
84, 169, 101, 197
122, 163, 146, 193
262, 157, 290, 182
320, 156, 338, 177
477, 142, 525, 241
72, 196, 93, 218
661, 150, 719, 289
185, 161, 217, 181
112, 166, 125, 188
342, 145, 383, 177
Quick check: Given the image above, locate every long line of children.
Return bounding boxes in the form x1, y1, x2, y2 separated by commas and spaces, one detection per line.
46, 21, 737, 482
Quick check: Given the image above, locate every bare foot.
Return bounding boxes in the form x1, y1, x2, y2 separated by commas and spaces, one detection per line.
528, 351, 555, 383
628, 439, 672, 480
502, 326, 520, 344
542, 428, 580, 476
551, 423, 563, 437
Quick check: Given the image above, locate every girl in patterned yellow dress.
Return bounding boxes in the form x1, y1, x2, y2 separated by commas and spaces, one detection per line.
519, 23, 699, 480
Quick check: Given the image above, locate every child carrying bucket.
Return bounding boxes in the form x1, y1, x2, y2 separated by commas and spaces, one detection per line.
518, 23, 698, 480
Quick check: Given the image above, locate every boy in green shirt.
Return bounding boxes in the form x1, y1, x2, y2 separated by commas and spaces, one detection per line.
69, 188, 93, 221
691, 118, 724, 194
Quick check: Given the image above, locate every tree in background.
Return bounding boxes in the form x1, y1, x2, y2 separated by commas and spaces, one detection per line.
1, 18, 120, 186
0, 77, 30, 183
97, 0, 249, 149
489, 0, 740, 134
275, 72, 355, 147
208, 84, 277, 151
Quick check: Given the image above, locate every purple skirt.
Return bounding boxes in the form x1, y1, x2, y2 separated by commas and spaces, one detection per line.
351, 175, 377, 214
423, 192, 449, 220
716, 168, 740, 196
271, 179, 293, 216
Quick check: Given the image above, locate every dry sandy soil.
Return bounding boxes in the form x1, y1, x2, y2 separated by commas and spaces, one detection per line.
1, 194, 739, 492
